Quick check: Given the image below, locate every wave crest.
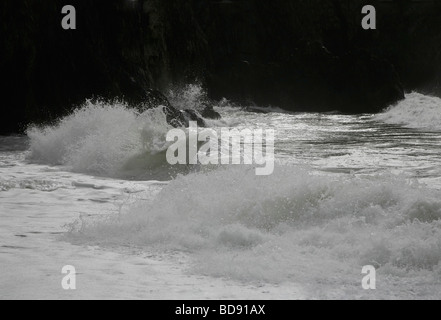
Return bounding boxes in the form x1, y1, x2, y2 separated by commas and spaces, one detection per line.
68, 165, 441, 285
376, 92, 441, 131
27, 100, 175, 179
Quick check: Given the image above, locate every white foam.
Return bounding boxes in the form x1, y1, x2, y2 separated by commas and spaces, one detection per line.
27, 100, 175, 179
68, 165, 441, 290
167, 83, 207, 111
0, 179, 68, 192
376, 92, 441, 131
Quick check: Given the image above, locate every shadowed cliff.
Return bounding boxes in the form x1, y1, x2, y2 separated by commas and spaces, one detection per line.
1, 0, 441, 134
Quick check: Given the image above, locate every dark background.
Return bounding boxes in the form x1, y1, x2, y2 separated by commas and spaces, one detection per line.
1, 0, 441, 134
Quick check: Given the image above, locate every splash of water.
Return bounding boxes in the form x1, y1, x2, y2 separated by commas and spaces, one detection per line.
67, 165, 441, 289
27, 100, 175, 179
167, 83, 208, 111
376, 92, 441, 131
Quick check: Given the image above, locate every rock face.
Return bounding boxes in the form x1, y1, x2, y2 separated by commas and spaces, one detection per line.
182, 110, 206, 127
201, 105, 222, 120
141, 89, 206, 128
141, 89, 186, 127
332, 52, 405, 113
208, 44, 405, 113
1, 0, 441, 133
294, 47, 406, 113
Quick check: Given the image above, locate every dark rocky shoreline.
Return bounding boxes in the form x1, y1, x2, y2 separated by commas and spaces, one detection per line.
1, 0, 440, 134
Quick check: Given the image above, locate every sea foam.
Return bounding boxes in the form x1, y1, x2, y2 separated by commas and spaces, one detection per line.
27, 100, 179, 180
67, 165, 441, 292
376, 92, 441, 131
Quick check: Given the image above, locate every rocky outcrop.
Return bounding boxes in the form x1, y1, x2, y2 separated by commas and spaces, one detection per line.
140, 89, 206, 128
141, 89, 186, 127
201, 105, 222, 120
182, 110, 206, 127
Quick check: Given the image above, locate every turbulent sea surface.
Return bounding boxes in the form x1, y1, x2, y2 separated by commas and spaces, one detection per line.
1, 91, 441, 299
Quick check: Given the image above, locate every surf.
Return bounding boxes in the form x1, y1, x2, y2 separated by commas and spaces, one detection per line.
375, 92, 441, 131
26, 100, 188, 180
66, 164, 441, 293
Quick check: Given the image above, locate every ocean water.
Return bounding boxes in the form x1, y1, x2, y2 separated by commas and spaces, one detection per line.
1, 91, 441, 299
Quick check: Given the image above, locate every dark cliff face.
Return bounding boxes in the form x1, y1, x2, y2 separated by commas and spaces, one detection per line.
1, 0, 441, 134
0, 0, 169, 134
198, 0, 439, 111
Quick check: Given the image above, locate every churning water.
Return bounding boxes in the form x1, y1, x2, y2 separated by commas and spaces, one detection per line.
2, 90, 441, 298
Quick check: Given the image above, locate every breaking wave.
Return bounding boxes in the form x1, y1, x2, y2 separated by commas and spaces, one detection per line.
26, 83, 235, 180
68, 165, 441, 294
26, 100, 197, 180
376, 92, 441, 131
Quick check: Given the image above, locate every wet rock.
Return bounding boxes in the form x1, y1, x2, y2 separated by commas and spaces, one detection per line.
136, 89, 185, 127
182, 109, 206, 127
139, 89, 207, 128
201, 105, 221, 119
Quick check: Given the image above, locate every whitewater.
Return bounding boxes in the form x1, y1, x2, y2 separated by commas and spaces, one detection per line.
1, 90, 441, 299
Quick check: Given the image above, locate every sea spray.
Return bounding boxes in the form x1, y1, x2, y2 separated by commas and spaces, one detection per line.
167, 83, 208, 111
26, 84, 233, 180
27, 100, 176, 179
376, 92, 441, 131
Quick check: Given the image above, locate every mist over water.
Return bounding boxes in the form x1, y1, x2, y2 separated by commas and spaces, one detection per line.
18, 88, 441, 297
